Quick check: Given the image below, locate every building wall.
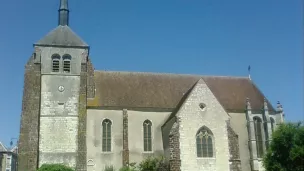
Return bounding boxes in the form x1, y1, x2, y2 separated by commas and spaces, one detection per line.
18, 53, 41, 171
0, 153, 17, 171
86, 109, 171, 171
176, 79, 230, 171
38, 46, 87, 168
87, 109, 123, 171
229, 113, 251, 171
0, 154, 3, 171
39, 75, 80, 167
162, 116, 176, 160
128, 110, 171, 163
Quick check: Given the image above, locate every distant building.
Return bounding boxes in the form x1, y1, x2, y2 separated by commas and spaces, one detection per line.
0, 142, 18, 171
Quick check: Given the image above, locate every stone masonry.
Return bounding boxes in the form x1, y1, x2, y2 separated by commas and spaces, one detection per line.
18, 53, 41, 171
169, 117, 181, 171
122, 109, 129, 166
76, 51, 90, 171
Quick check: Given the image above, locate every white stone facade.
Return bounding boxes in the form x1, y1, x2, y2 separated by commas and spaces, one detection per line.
39, 75, 80, 168
176, 79, 230, 171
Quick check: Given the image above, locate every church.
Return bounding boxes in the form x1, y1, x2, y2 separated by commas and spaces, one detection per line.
17, 1, 285, 171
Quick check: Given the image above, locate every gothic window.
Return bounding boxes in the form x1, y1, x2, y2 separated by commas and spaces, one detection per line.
51, 54, 60, 72
62, 54, 71, 73
270, 117, 275, 133
143, 120, 152, 152
254, 117, 264, 158
102, 119, 112, 152
196, 127, 213, 158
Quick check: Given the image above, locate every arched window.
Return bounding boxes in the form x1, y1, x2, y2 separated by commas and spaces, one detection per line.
270, 118, 275, 133
143, 120, 152, 152
254, 117, 264, 158
196, 127, 213, 158
102, 119, 112, 152
62, 54, 71, 73
51, 54, 60, 72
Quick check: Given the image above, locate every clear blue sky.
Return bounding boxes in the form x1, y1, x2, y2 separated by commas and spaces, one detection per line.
0, 0, 302, 147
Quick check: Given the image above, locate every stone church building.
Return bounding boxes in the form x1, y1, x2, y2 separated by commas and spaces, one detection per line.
17, 0, 285, 171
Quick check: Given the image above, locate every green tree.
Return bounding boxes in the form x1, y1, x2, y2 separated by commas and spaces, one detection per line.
37, 164, 74, 171
263, 122, 304, 171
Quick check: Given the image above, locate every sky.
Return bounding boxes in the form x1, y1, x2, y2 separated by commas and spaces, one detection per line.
0, 0, 303, 147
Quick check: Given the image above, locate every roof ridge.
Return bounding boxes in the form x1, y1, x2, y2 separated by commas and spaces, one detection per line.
94, 70, 249, 79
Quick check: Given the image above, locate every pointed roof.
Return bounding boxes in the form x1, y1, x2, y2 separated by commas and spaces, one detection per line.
35, 25, 88, 47
34, 0, 88, 48
0, 141, 7, 152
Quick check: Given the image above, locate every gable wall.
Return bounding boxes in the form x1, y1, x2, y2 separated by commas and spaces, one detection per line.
176, 80, 230, 171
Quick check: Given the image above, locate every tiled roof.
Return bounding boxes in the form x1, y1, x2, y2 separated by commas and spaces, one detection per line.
87, 71, 275, 112
35, 25, 88, 47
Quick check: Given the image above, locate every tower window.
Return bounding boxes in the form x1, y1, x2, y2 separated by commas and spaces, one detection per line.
52, 54, 60, 72
63, 54, 71, 73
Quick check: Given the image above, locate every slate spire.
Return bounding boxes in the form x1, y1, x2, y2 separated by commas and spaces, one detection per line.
58, 0, 69, 26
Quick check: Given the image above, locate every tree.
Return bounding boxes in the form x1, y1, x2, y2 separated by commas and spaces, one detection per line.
263, 122, 304, 171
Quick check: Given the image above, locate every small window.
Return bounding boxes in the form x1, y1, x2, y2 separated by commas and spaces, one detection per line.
196, 126, 214, 158
102, 119, 112, 152
6, 157, 11, 169
52, 54, 60, 72
63, 54, 71, 73
254, 117, 264, 158
270, 118, 275, 133
143, 120, 152, 152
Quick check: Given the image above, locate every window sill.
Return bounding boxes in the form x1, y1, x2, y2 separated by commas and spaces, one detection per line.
101, 152, 114, 154
142, 151, 154, 154
196, 157, 216, 160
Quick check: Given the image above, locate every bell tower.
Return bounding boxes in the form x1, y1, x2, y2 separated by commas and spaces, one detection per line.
18, 0, 92, 170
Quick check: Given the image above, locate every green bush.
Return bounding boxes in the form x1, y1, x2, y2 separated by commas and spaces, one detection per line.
137, 156, 169, 171
104, 165, 115, 171
119, 163, 137, 171
37, 164, 74, 171
263, 122, 304, 171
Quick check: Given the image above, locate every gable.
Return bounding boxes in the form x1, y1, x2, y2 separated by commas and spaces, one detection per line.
88, 71, 275, 112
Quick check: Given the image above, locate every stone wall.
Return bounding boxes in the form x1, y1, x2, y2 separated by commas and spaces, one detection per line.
226, 121, 242, 171
38, 75, 80, 167
169, 118, 181, 171
177, 79, 230, 171
86, 58, 95, 99
18, 54, 41, 171
76, 58, 89, 171
122, 109, 129, 166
